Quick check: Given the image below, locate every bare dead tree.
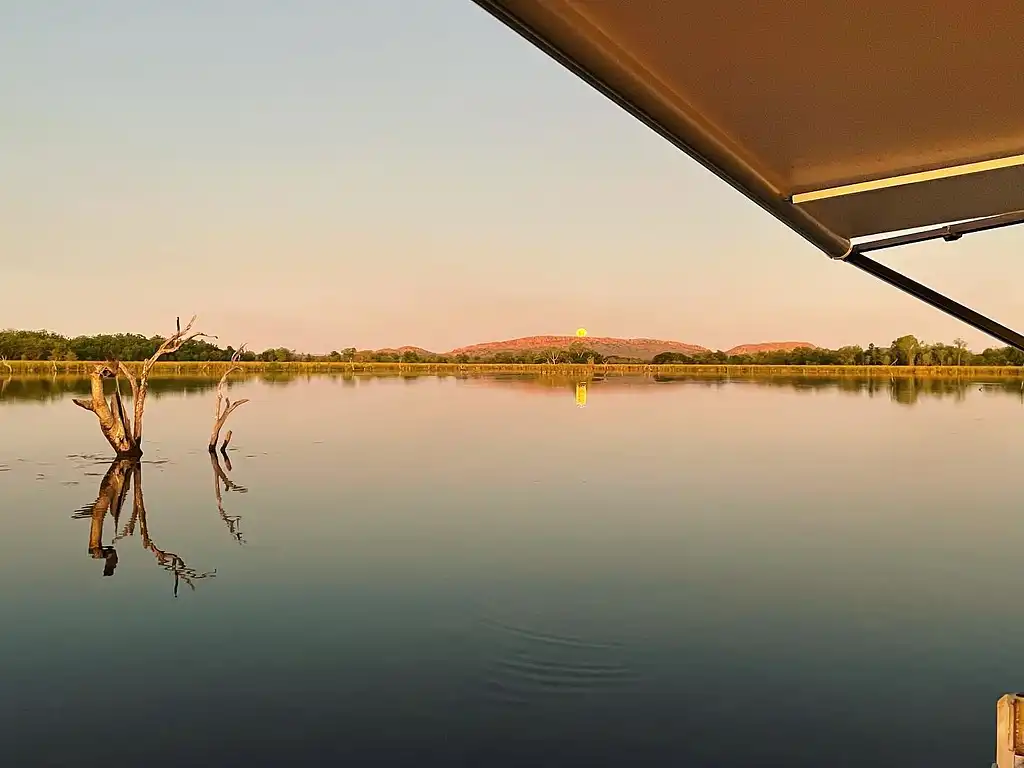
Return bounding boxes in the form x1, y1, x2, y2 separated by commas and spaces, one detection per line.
210, 450, 248, 544
208, 344, 249, 453
73, 315, 213, 457
0, 362, 10, 399
1, 356, 12, 396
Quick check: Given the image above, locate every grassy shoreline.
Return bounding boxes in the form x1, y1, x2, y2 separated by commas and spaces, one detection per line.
4, 360, 1024, 378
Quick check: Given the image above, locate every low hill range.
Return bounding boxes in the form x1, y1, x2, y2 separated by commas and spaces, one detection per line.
376, 336, 815, 361
723, 342, 817, 356
375, 346, 435, 357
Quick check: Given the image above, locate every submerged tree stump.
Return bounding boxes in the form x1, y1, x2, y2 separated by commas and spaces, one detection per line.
72, 315, 211, 458
208, 345, 249, 453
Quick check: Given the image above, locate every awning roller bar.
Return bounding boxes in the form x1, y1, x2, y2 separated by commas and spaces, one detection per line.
847, 210, 1024, 256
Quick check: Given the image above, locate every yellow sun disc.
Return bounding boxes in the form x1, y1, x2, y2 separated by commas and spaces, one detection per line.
576, 328, 587, 337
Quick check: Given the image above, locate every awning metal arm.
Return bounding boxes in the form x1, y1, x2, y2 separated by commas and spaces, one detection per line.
840, 210, 1024, 351
844, 251, 1024, 351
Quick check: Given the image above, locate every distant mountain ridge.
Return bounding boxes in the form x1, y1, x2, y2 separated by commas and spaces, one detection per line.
724, 342, 815, 356
370, 336, 817, 361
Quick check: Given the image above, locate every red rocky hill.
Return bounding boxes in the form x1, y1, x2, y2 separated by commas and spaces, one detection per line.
370, 337, 819, 361
447, 336, 708, 360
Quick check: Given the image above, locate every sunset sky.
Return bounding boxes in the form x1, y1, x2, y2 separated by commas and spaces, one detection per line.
4, 0, 1022, 353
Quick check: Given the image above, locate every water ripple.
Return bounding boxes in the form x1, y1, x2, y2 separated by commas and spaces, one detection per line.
479, 616, 623, 650
478, 615, 636, 706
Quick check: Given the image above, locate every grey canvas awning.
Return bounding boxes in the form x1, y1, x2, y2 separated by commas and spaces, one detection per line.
471, 0, 1024, 348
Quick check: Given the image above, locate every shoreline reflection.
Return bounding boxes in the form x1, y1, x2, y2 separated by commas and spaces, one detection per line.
4, 370, 1024, 411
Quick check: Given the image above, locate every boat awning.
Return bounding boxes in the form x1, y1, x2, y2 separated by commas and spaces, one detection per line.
472, 0, 1024, 349
471, 0, 1024, 258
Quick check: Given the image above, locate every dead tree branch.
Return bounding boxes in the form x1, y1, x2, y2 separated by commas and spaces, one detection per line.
74, 315, 212, 457
208, 344, 249, 452
1, 357, 13, 397
131, 314, 215, 448
72, 363, 139, 456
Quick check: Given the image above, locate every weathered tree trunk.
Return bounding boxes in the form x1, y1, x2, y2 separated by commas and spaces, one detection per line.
72, 316, 211, 458
73, 365, 141, 457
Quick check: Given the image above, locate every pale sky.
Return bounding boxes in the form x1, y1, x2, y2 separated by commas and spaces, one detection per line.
3, 0, 1021, 353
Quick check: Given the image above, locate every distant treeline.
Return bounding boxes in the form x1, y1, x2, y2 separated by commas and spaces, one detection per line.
1, 330, 1021, 367
651, 335, 1024, 367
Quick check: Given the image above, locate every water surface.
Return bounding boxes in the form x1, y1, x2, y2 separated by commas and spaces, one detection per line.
2, 373, 1021, 766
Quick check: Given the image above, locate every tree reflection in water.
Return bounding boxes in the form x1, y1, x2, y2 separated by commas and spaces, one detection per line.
72, 459, 215, 596
211, 450, 247, 544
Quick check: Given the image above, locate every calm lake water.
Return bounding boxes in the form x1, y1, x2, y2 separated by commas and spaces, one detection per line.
2, 372, 1022, 767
